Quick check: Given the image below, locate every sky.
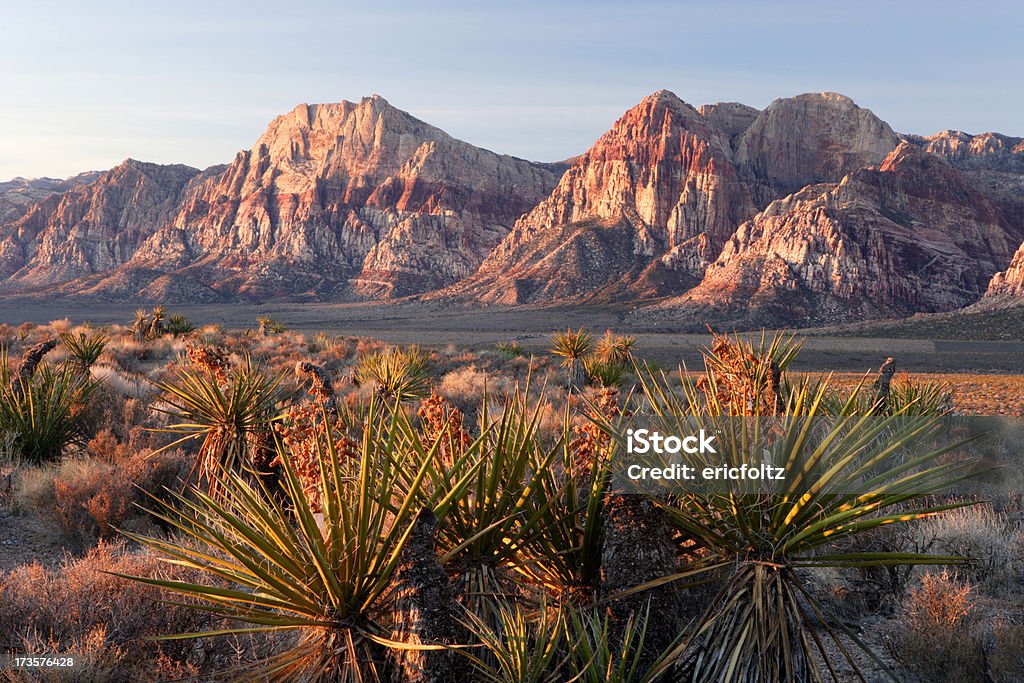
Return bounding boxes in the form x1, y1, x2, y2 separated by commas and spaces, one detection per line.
1, 0, 1022, 180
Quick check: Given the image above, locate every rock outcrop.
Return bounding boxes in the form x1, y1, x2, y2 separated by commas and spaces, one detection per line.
652, 143, 1024, 326
119, 96, 563, 300
734, 92, 900, 205
0, 172, 102, 226
0, 161, 199, 284
449, 91, 903, 305
448, 90, 757, 304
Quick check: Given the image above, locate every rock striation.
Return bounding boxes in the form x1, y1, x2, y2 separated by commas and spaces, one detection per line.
0, 96, 562, 301
652, 143, 1024, 326
0, 162, 198, 284
450, 91, 904, 305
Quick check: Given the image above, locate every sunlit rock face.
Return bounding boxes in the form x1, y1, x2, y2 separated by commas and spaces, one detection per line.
451, 91, 905, 305
0, 96, 562, 301
0, 161, 198, 284
649, 143, 1024, 326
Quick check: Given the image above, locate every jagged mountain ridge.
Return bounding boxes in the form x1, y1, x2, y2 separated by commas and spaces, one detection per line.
3, 90, 1024, 328
646, 143, 1024, 328
448, 91, 907, 306
1, 95, 564, 301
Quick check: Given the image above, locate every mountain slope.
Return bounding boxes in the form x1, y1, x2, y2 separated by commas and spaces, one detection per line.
0, 96, 563, 301
647, 143, 1024, 327
448, 91, 902, 305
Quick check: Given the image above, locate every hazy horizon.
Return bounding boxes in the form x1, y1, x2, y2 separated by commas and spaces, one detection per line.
3, 0, 1023, 180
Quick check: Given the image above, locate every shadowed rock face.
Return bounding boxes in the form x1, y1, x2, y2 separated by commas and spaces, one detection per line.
651, 143, 1024, 327
734, 92, 900, 205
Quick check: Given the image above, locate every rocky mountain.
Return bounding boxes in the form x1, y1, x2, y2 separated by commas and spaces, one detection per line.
448, 91, 902, 305
0, 161, 199, 284
1, 96, 563, 301
648, 143, 1024, 327
0, 172, 102, 225
904, 130, 1024, 199
4, 89, 1024, 328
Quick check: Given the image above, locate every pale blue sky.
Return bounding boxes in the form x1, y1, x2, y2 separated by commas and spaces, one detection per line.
1, 0, 1022, 180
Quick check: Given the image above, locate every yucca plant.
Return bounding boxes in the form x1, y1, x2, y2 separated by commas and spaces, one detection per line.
697, 330, 802, 415
0, 345, 98, 463
394, 383, 568, 616
353, 346, 432, 403
551, 328, 593, 392
60, 330, 108, 371
152, 354, 290, 496
166, 313, 195, 336
620, 357, 980, 682
148, 305, 167, 339
566, 606, 666, 683
460, 599, 568, 683
584, 357, 628, 388
121, 399, 478, 681
513, 401, 610, 604
595, 331, 637, 365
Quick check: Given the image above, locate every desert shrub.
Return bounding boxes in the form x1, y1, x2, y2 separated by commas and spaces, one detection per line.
915, 502, 1024, 594
14, 450, 189, 546
0, 345, 99, 463
990, 620, 1024, 682
439, 364, 511, 414
495, 340, 527, 359
164, 313, 194, 336
583, 357, 627, 388
890, 570, 986, 682
0, 542, 263, 681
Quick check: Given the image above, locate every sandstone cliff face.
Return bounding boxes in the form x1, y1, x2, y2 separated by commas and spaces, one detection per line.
121, 96, 562, 300
904, 130, 1024, 198
0, 161, 199, 285
0, 172, 102, 226
985, 242, 1024, 299
451, 91, 905, 305
654, 143, 1024, 326
450, 90, 757, 304
735, 92, 900, 205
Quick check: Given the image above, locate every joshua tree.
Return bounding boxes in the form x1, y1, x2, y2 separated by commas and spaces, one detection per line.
257, 315, 272, 337
147, 305, 166, 339
132, 308, 149, 342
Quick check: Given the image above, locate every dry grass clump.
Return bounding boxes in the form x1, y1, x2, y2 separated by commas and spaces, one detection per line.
890, 570, 987, 682
990, 620, 1024, 682
915, 503, 1024, 595
0, 542, 260, 681
438, 364, 512, 413
12, 450, 189, 546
